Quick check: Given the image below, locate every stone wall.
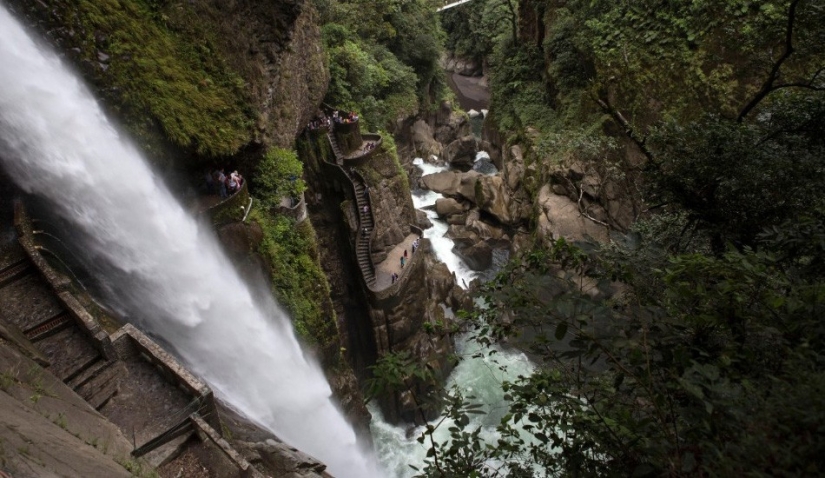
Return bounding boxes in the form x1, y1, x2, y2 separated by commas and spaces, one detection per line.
13, 201, 330, 476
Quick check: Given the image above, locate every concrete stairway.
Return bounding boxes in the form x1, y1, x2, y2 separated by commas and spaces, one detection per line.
326, 131, 344, 165
0, 245, 120, 410
326, 134, 376, 287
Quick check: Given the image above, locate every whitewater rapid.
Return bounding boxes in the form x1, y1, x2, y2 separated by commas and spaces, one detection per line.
0, 6, 377, 477
371, 156, 530, 477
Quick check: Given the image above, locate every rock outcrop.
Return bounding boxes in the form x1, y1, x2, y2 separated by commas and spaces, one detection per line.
420, 169, 529, 226
443, 135, 479, 170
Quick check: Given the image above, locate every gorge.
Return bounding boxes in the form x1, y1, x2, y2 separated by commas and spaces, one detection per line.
1, 0, 823, 476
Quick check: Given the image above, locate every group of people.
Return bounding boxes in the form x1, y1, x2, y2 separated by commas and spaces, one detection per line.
306, 114, 331, 131
205, 168, 244, 199
333, 110, 359, 124
397, 238, 420, 272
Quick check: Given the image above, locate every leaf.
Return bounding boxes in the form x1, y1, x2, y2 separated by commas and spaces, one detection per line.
555, 322, 569, 340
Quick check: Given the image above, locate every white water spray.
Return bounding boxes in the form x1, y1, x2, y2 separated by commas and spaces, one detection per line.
0, 6, 378, 477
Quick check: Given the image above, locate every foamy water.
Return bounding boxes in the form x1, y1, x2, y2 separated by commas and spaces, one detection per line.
0, 6, 378, 477
371, 156, 528, 476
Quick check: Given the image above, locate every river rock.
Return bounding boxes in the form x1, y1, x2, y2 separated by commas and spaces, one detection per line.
435, 197, 469, 217
420, 170, 481, 201
416, 209, 433, 230
466, 213, 507, 243
443, 135, 478, 170
237, 439, 328, 478
473, 175, 513, 224
411, 119, 442, 158
453, 241, 493, 271
503, 144, 525, 191
435, 110, 470, 145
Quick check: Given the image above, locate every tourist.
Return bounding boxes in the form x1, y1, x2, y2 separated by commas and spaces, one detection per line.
204, 168, 215, 194
404, 249, 407, 258
363, 185, 369, 198
400, 256, 406, 269
227, 171, 242, 194
215, 169, 227, 198
363, 205, 369, 215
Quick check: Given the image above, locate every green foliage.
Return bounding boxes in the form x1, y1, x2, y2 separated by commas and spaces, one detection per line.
488, 39, 553, 134
73, 0, 253, 157
416, 214, 825, 476
646, 96, 825, 250
316, 0, 445, 126
254, 147, 307, 210
250, 208, 336, 347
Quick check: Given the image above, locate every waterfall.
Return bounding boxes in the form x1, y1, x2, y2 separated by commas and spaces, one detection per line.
0, 6, 378, 477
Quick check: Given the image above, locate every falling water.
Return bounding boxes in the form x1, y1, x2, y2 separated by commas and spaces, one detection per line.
0, 6, 378, 477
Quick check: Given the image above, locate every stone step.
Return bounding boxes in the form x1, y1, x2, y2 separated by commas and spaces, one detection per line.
75, 360, 127, 410
66, 357, 113, 390
24, 311, 72, 343
0, 258, 32, 289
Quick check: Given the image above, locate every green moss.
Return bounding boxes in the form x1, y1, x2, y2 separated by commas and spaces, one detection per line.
72, 0, 253, 157
249, 207, 337, 347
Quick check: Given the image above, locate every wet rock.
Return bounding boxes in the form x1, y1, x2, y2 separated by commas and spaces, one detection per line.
411, 119, 442, 158
453, 241, 493, 271
217, 222, 264, 258
420, 170, 481, 201
435, 111, 470, 145
443, 135, 478, 170
415, 209, 433, 230
446, 213, 467, 225
237, 439, 329, 478
435, 197, 469, 217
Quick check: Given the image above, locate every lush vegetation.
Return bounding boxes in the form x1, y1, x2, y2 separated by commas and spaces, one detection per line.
365, 0, 825, 476
253, 147, 307, 210
314, 0, 447, 128
62, 0, 254, 157
248, 206, 337, 349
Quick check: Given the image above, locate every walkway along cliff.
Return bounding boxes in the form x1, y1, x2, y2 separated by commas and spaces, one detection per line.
300, 112, 470, 423
0, 200, 331, 477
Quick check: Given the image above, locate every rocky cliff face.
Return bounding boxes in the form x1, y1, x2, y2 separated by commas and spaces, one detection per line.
186, 0, 329, 149
5, 0, 327, 166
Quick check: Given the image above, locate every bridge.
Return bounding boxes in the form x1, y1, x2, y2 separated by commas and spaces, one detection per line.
437, 0, 474, 12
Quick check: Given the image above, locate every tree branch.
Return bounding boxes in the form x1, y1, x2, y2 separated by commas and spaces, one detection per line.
594, 95, 655, 163
737, 0, 801, 122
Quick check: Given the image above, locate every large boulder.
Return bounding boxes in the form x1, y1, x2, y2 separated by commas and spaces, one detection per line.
474, 175, 513, 224
435, 197, 469, 217
536, 185, 608, 243
435, 110, 471, 145
411, 119, 442, 158
465, 210, 507, 243
416, 209, 433, 230
443, 135, 478, 170
503, 145, 525, 191
453, 241, 493, 271
237, 439, 328, 478
420, 170, 481, 201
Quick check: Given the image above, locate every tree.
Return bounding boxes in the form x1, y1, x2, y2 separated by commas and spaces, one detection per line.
415, 228, 825, 476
